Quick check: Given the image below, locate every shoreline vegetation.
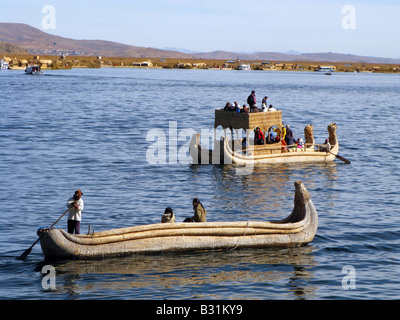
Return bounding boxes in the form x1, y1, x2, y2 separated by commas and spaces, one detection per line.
2, 54, 400, 73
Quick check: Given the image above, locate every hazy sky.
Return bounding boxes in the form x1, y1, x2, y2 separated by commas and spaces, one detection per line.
1, 0, 399, 58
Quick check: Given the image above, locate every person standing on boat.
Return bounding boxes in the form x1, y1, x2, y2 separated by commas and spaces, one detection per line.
67, 190, 84, 234
247, 90, 257, 112
185, 198, 207, 222
262, 96, 268, 111
285, 124, 295, 146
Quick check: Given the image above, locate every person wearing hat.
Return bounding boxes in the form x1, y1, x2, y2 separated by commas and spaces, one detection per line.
67, 190, 84, 234
161, 207, 175, 223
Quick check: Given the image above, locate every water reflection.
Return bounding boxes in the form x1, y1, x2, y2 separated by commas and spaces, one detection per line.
37, 246, 317, 300
205, 162, 338, 221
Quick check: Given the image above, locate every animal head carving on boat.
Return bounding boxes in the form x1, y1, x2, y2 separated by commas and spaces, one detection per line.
327, 122, 338, 145
304, 124, 314, 145
294, 180, 311, 206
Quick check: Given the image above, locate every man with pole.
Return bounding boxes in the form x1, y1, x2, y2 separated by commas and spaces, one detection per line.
67, 190, 84, 234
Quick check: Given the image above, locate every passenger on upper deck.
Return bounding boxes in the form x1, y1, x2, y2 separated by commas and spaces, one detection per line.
262, 96, 268, 111
224, 102, 232, 111
268, 105, 278, 112
233, 101, 240, 112
224, 101, 241, 112
247, 90, 258, 112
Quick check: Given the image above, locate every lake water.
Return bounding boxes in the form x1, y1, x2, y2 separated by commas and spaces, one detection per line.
0, 67, 399, 301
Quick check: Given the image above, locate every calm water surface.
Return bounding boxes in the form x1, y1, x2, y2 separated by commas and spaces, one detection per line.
0, 68, 399, 300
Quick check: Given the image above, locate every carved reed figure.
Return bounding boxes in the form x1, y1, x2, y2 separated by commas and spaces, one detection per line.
327, 122, 338, 145
304, 124, 314, 146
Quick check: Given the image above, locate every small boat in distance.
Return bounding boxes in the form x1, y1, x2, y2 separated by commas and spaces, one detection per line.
1, 59, 9, 70
38, 181, 317, 260
315, 66, 335, 73
25, 65, 42, 75
238, 64, 251, 70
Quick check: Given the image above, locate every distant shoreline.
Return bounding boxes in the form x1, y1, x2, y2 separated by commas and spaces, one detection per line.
2, 54, 400, 73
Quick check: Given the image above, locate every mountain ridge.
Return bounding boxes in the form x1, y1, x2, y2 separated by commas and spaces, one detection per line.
1, 22, 399, 64
0, 23, 195, 58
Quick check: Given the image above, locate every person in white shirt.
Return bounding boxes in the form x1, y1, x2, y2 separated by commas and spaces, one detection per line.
262, 96, 268, 111
67, 190, 84, 234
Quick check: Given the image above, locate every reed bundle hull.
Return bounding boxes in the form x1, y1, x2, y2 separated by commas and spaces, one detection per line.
190, 133, 338, 165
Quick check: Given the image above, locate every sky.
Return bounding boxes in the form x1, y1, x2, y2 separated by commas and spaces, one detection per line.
1, 0, 399, 58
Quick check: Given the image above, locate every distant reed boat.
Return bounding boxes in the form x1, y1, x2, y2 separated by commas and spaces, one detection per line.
25, 65, 42, 75
189, 108, 347, 165
38, 181, 317, 260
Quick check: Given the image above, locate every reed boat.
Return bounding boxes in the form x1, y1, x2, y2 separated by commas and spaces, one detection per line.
189, 109, 340, 165
25, 65, 42, 75
38, 181, 317, 260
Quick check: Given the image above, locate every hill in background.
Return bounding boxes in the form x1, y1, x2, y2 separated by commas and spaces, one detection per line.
0, 22, 399, 64
0, 41, 30, 55
0, 23, 195, 58
194, 50, 400, 64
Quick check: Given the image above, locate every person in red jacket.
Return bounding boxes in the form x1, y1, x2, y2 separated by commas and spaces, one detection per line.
254, 127, 265, 145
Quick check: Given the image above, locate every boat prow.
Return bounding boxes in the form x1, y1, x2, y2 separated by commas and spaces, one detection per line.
39, 181, 317, 260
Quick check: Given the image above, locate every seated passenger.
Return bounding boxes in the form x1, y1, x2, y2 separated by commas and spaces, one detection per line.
233, 101, 241, 113
161, 207, 175, 223
254, 127, 265, 145
250, 104, 259, 112
184, 198, 207, 222
318, 138, 331, 152
241, 104, 249, 113
297, 138, 304, 148
224, 102, 232, 111
268, 105, 278, 112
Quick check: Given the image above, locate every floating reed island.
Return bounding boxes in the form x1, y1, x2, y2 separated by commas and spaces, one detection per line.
2, 54, 400, 73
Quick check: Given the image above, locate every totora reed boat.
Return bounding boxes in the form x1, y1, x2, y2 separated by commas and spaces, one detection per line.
38, 181, 317, 260
189, 109, 342, 165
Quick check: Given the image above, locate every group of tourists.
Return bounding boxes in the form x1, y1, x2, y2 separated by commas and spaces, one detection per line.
252, 123, 303, 149
223, 90, 279, 113
65, 190, 207, 234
